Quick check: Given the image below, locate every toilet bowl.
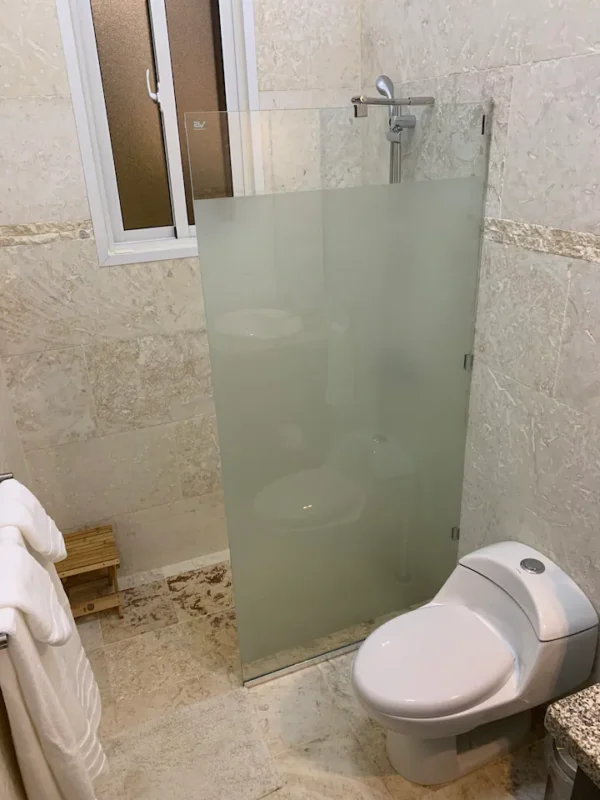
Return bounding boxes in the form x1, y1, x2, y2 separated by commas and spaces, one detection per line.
352, 541, 598, 785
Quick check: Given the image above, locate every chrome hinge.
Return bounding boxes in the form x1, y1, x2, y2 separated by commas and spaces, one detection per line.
463, 353, 474, 371
451, 526, 460, 541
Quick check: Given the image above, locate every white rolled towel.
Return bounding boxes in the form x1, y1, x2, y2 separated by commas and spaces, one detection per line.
0, 479, 66, 562
0, 528, 71, 646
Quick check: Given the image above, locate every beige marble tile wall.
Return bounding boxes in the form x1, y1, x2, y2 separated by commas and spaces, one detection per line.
254, 0, 362, 111
360, 3, 600, 619
1, 0, 365, 575
8, 0, 599, 610
0, 0, 225, 575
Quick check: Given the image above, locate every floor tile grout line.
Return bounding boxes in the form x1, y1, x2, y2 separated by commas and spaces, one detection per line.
99, 610, 236, 652
99, 599, 239, 733
249, 659, 373, 761
315, 656, 395, 794
98, 665, 244, 743
97, 593, 236, 652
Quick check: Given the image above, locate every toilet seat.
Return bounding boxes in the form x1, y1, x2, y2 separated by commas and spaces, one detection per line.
353, 604, 514, 719
351, 543, 599, 785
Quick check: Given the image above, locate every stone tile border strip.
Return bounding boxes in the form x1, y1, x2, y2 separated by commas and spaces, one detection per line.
485, 218, 600, 264
3, 216, 599, 266
0, 219, 94, 248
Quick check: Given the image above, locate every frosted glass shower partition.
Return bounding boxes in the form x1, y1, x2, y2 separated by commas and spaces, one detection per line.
185, 104, 490, 682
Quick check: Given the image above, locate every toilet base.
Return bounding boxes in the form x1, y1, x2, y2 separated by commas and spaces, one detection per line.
386, 710, 532, 785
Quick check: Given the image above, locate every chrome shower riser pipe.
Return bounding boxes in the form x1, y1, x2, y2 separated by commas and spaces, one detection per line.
354, 77, 433, 184
389, 143, 401, 185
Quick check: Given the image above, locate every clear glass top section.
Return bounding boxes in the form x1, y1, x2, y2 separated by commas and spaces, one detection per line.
185, 102, 490, 199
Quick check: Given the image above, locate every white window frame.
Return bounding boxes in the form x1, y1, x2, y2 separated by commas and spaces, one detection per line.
56, 0, 259, 266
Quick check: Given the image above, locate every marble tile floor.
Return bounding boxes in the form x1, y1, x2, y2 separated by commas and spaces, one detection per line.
80, 562, 549, 799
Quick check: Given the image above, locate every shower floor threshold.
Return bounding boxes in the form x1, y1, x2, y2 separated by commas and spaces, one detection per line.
244, 640, 362, 687
243, 601, 429, 687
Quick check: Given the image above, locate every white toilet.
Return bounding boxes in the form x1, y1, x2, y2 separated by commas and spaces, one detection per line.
352, 541, 598, 785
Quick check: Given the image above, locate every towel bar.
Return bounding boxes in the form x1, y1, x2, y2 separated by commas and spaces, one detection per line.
0, 472, 15, 649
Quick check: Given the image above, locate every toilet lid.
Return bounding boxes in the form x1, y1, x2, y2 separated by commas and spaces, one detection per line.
353, 604, 514, 719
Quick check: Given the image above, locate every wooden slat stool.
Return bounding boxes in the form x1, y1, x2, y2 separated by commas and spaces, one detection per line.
57, 525, 123, 619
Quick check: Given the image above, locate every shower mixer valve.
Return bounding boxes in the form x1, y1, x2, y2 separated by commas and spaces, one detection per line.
391, 115, 416, 130
386, 116, 416, 143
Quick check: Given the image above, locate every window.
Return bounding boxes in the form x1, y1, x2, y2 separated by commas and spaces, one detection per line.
57, 0, 258, 265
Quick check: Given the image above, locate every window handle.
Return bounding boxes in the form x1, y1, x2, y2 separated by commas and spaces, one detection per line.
146, 68, 159, 104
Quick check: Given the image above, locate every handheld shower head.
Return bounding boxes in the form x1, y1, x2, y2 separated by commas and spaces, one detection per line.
375, 75, 394, 100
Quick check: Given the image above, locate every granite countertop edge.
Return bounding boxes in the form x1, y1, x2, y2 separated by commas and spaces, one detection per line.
545, 684, 600, 789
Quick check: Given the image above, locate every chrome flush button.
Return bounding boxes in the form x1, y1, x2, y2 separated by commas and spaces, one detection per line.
520, 558, 545, 574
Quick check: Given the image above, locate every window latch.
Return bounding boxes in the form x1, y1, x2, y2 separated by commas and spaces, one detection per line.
145, 68, 160, 105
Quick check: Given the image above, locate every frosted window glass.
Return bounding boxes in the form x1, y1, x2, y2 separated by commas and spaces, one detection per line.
165, 0, 233, 221
90, 0, 173, 230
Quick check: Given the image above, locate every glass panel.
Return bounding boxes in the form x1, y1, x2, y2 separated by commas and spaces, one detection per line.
186, 105, 489, 681
90, 0, 173, 230
165, 0, 233, 220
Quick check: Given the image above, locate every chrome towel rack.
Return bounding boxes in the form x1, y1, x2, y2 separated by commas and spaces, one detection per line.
0, 472, 15, 651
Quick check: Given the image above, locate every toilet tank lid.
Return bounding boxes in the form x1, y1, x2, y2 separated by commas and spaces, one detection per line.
459, 542, 598, 642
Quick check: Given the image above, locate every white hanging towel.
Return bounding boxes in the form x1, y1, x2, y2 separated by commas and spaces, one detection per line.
0, 521, 106, 799
0, 531, 71, 645
0, 480, 66, 562
0, 691, 26, 800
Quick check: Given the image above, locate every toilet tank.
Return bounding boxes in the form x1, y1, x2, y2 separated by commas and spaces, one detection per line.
459, 542, 598, 642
